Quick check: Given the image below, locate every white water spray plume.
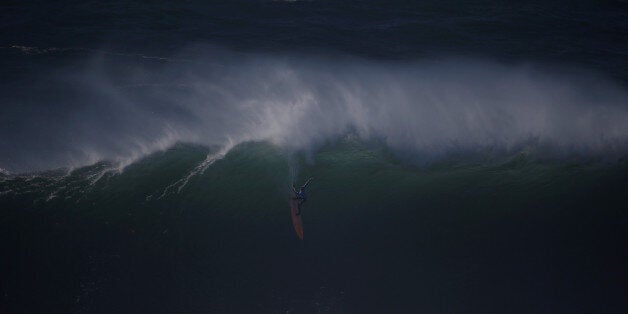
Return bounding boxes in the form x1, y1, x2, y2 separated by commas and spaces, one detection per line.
1, 48, 628, 173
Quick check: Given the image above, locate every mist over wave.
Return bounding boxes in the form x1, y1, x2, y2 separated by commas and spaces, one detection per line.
2, 47, 628, 172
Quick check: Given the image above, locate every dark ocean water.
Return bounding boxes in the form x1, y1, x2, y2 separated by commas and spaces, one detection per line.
1, 1, 628, 313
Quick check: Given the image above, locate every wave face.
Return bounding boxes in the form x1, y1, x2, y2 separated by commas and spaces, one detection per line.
2, 49, 628, 172
1, 141, 627, 313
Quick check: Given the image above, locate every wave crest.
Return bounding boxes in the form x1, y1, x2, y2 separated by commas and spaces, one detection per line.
2, 48, 628, 172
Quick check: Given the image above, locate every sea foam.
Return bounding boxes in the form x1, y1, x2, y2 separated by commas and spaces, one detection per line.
2, 48, 628, 172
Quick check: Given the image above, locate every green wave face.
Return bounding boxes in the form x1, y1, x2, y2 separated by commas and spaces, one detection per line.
2, 141, 627, 313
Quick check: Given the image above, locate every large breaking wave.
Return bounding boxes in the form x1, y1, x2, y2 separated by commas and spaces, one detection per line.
2, 46, 628, 172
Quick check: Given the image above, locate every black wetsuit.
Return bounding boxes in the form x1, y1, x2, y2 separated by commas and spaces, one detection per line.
293, 178, 313, 214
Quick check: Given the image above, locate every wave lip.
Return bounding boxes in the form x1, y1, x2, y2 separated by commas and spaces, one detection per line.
1, 50, 628, 172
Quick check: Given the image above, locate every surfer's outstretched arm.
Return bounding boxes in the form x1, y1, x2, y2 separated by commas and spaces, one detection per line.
301, 177, 314, 189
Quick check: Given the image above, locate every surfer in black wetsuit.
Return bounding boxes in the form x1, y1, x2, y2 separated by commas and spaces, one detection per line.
292, 177, 313, 215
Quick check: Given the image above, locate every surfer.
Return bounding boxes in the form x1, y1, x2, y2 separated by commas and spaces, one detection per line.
292, 177, 313, 215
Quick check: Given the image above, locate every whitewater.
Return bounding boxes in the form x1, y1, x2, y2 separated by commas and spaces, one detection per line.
1, 47, 628, 173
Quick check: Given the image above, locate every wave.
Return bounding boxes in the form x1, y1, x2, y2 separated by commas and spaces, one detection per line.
2, 46, 628, 172
0, 140, 624, 207
2, 139, 627, 314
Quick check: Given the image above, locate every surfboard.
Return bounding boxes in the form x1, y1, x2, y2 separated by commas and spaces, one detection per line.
289, 197, 304, 240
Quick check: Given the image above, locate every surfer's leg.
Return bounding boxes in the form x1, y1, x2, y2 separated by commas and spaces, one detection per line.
296, 198, 305, 215
298, 198, 306, 215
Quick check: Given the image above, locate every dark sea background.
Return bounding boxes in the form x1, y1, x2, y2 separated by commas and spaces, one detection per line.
1, 1, 628, 313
